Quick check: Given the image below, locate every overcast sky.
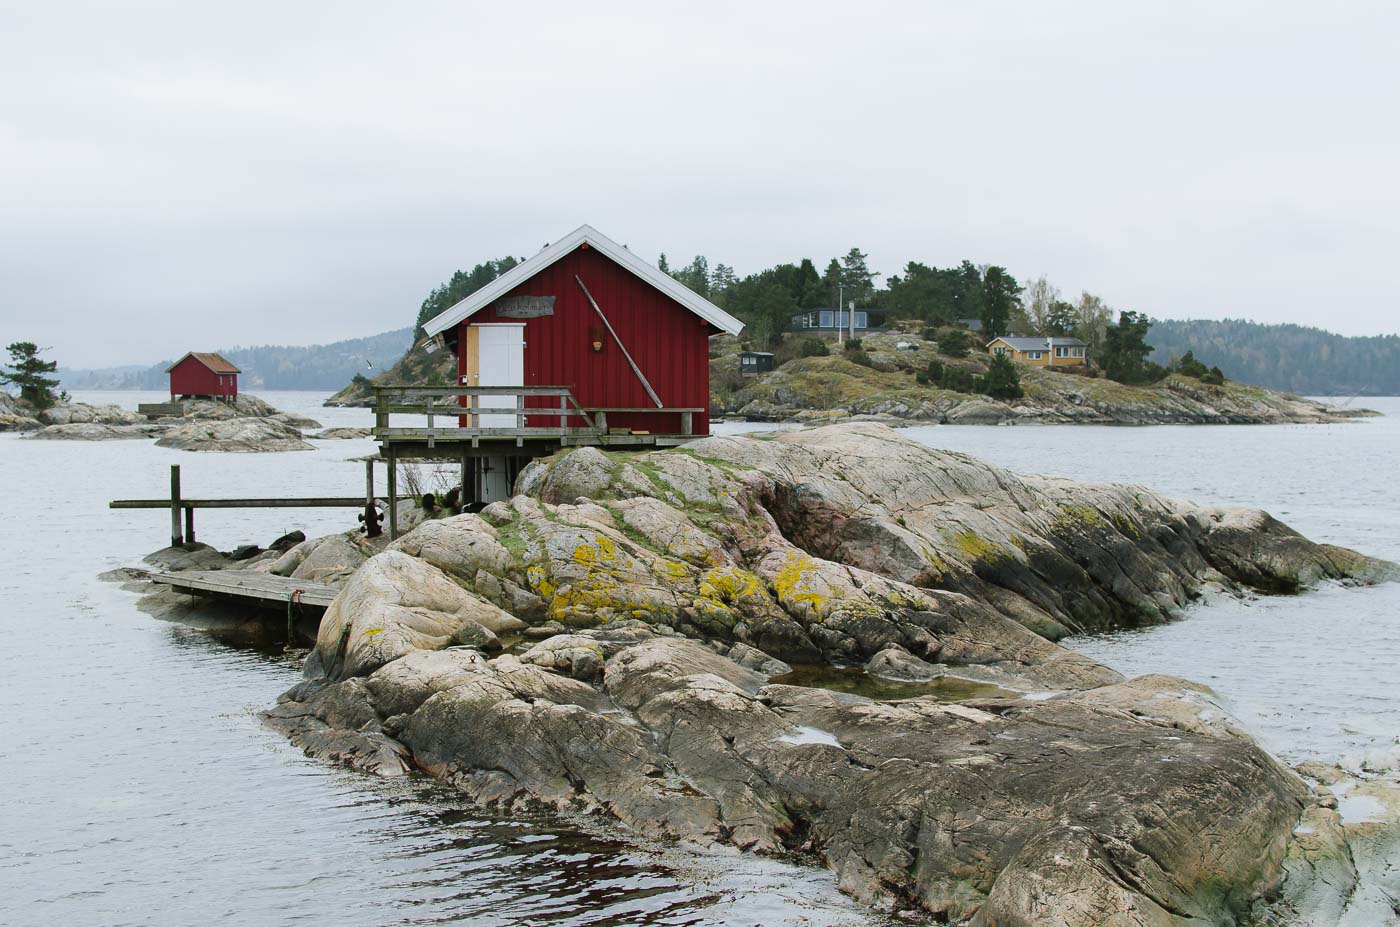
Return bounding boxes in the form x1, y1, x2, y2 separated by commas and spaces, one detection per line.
2, 1, 1397, 368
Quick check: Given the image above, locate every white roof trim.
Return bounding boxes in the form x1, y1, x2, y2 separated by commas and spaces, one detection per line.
421, 224, 744, 338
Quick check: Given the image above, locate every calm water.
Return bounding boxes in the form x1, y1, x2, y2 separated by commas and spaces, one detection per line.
0, 392, 872, 927
1, 392, 1396, 926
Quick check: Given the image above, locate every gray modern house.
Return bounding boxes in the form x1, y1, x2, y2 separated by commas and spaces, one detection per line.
790, 308, 886, 332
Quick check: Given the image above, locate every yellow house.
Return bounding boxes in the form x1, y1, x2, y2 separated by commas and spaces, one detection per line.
987, 336, 1088, 367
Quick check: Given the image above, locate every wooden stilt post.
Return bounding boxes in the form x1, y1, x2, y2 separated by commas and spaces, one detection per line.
387, 446, 399, 540
170, 465, 184, 547
184, 506, 195, 544
363, 458, 381, 538
464, 445, 476, 512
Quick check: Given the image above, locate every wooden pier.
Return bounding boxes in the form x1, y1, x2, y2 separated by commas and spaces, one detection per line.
111, 464, 404, 545
150, 570, 339, 609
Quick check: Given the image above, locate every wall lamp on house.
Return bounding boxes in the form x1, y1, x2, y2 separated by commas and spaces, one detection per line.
589, 325, 605, 352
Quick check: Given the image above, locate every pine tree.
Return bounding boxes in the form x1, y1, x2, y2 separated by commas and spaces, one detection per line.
822, 258, 843, 305
710, 263, 737, 293
979, 266, 1021, 339
669, 256, 710, 297
2, 342, 61, 409
840, 247, 876, 300
1100, 311, 1161, 384
977, 352, 1023, 400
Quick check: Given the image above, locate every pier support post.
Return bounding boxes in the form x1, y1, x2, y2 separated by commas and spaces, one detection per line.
386, 446, 399, 540
184, 506, 195, 544
170, 465, 184, 547
459, 446, 469, 513
363, 459, 381, 538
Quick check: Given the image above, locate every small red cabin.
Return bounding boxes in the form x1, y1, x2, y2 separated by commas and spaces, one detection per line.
420, 224, 744, 437
167, 352, 240, 401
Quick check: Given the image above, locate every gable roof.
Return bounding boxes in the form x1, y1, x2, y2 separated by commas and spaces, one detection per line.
989, 336, 1086, 352
420, 224, 744, 338
167, 352, 240, 374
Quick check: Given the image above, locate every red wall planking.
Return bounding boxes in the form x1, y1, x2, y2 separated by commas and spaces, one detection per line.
457, 245, 714, 435
169, 357, 238, 398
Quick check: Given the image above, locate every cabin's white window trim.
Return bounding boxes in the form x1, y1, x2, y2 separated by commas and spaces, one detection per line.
1025, 350, 1043, 360
1054, 345, 1084, 358
992, 345, 1007, 356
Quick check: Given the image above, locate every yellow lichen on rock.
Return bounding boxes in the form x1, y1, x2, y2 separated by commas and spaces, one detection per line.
770, 552, 828, 614
655, 557, 691, 582
526, 563, 556, 598
1053, 503, 1107, 532
699, 565, 762, 603
952, 529, 1006, 563
573, 534, 619, 566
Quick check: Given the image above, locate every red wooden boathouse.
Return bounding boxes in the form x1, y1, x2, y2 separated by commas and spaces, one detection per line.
420, 224, 744, 437
166, 352, 240, 400
369, 225, 743, 524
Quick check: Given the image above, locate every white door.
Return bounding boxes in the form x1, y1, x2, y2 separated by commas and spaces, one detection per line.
474, 323, 525, 428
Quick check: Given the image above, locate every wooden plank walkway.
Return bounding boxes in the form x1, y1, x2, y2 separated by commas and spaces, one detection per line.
151, 570, 340, 609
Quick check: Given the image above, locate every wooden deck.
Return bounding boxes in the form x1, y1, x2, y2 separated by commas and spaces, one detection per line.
151, 570, 339, 609
372, 384, 703, 456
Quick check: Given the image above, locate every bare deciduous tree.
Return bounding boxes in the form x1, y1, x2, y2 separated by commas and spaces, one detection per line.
1024, 275, 1061, 335
1074, 291, 1114, 354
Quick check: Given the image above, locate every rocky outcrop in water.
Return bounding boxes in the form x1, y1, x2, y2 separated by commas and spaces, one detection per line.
2, 392, 330, 443
152, 395, 321, 428
243, 424, 1400, 923
27, 422, 162, 440
155, 416, 316, 452
1, 393, 146, 433
268, 630, 1332, 922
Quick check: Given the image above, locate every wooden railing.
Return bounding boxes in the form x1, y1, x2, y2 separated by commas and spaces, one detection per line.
110, 463, 407, 545
372, 385, 703, 443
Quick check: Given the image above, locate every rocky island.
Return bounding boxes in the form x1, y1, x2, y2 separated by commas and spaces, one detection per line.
3, 392, 324, 451
122, 423, 1400, 925
710, 332, 1373, 426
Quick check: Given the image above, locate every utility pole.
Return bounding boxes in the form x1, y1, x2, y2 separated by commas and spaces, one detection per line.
837, 282, 858, 345
837, 282, 845, 345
